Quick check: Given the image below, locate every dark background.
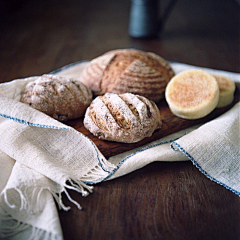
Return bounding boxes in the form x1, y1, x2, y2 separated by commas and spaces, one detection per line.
0, 0, 239, 81
0, 1, 239, 239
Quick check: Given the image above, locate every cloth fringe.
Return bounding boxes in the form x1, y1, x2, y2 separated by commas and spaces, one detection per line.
78, 155, 117, 184
1, 187, 45, 214
81, 164, 113, 184
0, 176, 98, 214
0, 178, 96, 239
97, 155, 116, 172
0, 210, 62, 240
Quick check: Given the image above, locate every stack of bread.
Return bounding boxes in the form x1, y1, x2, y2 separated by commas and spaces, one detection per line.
20, 49, 235, 143
165, 69, 236, 119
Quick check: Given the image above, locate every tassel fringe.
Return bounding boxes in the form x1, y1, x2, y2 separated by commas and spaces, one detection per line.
0, 178, 93, 239
81, 164, 116, 184
0, 160, 117, 239
0, 175, 98, 214
0, 209, 62, 240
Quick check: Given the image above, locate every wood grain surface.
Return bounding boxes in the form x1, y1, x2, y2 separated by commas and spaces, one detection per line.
1, 0, 239, 240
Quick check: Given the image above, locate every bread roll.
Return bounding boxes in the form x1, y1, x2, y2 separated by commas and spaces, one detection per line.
212, 74, 235, 108
20, 74, 92, 122
165, 69, 219, 119
83, 93, 162, 143
80, 49, 174, 102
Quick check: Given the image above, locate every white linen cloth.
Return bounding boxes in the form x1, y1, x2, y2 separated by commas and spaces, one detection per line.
0, 62, 239, 240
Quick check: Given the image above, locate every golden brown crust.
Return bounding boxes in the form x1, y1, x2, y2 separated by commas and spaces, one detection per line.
20, 74, 92, 122
83, 92, 162, 143
80, 49, 175, 102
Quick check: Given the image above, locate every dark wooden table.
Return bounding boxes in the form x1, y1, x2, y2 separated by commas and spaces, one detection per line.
1, 0, 239, 239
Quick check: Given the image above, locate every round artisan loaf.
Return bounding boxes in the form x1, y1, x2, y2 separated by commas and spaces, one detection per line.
165, 69, 219, 119
79, 49, 175, 102
83, 92, 162, 143
212, 74, 235, 108
20, 74, 92, 122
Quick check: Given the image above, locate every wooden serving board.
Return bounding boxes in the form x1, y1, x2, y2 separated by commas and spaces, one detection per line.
66, 84, 239, 159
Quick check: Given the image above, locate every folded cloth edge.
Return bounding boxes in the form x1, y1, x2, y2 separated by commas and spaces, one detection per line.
170, 102, 240, 196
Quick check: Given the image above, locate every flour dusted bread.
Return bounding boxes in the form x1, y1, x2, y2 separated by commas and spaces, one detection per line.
80, 49, 174, 102
83, 93, 162, 143
20, 74, 92, 122
165, 69, 219, 119
212, 74, 235, 108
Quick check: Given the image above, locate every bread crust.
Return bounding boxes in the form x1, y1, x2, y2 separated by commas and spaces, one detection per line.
80, 49, 174, 102
83, 92, 162, 143
20, 74, 92, 122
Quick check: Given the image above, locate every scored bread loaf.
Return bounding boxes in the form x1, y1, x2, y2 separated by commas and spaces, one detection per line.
165, 69, 219, 119
83, 92, 162, 143
79, 49, 175, 102
20, 74, 92, 122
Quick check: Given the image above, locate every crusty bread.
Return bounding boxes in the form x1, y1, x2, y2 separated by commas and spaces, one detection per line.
79, 49, 175, 102
212, 74, 235, 108
165, 69, 219, 119
20, 74, 92, 122
83, 92, 162, 143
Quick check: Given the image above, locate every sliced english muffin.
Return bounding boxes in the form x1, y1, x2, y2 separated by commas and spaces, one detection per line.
212, 74, 235, 108
165, 69, 219, 119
